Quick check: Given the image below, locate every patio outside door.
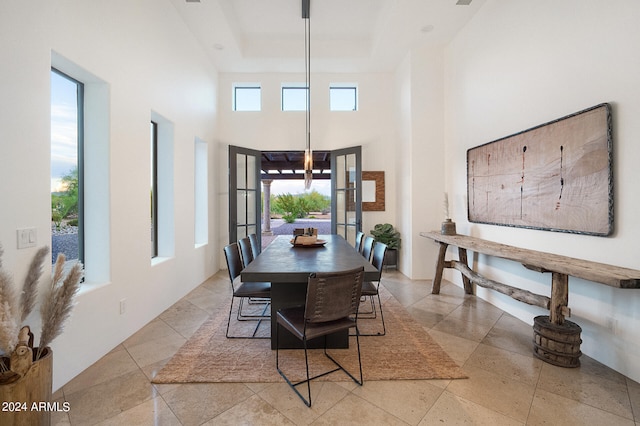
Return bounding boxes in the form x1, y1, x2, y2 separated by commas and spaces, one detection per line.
229, 145, 262, 245
331, 146, 362, 246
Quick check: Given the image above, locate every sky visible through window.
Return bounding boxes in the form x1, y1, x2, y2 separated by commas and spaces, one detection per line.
51, 71, 78, 193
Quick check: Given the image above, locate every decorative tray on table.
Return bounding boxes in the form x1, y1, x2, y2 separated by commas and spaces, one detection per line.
290, 236, 327, 248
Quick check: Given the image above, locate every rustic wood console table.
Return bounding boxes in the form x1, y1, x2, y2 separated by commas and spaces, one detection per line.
421, 231, 640, 366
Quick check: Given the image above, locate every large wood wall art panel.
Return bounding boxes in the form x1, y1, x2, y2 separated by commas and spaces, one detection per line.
467, 103, 612, 235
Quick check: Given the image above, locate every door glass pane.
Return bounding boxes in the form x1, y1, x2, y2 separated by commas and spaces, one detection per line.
346, 154, 356, 187
237, 190, 246, 225
237, 226, 247, 240
336, 155, 346, 189
247, 190, 256, 225
247, 155, 256, 190
236, 154, 246, 188
345, 225, 356, 243
336, 190, 345, 224
247, 225, 256, 236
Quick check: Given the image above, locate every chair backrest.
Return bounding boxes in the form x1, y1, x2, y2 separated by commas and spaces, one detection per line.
223, 243, 243, 283
361, 236, 375, 261
248, 233, 261, 256
293, 228, 305, 236
355, 231, 364, 253
238, 237, 254, 267
305, 267, 364, 323
370, 242, 388, 280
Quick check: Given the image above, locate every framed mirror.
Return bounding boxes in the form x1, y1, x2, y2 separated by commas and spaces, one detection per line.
362, 171, 385, 211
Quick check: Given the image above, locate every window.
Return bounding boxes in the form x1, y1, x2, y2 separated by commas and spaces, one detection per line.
282, 84, 308, 111
51, 52, 111, 284
194, 138, 208, 246
51, 68, 84, 265
150, 121, 158, 258
150, 111, 175, 261
233, 84, 261, 111
330, 85, 358, 111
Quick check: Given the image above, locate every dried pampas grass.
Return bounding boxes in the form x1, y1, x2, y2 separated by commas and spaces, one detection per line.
37, 254, 83, 360
20, 246, 49, 322
0, 243, 83, 365
0, 268, 19, 358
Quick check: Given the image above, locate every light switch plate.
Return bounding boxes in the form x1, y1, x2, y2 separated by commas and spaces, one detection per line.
17, 228, 37, 249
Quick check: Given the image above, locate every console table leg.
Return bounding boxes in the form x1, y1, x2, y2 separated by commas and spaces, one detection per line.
458, 248, 473, 294
550, 272, 569, 325
432, 242, 448, 294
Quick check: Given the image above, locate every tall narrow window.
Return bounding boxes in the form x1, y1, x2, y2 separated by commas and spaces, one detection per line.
233, 84, 261, 111
330, 85, 358, 111
194, 138, 208, 246
51, 68, 84, 265
150, 121, 158, 258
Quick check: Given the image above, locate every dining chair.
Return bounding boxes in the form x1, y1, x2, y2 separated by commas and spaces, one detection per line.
361, 236, 375, 261
238, 237, 254, 267
223, 243, 271, 339
355, 231, 364, 253
276, 266, 365, 407
248, 233, 261, 256
358, 242, 388, 336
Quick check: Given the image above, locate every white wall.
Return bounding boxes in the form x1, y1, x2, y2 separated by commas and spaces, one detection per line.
0, 0, 219, 390
394, 46, 446, 278
216, 72, 398, 247
444, 0, 640, 382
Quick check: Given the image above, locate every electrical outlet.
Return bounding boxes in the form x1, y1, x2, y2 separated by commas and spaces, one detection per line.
120, 299, 127, 315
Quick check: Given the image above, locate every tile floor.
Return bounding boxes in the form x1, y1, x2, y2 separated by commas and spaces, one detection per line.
51, 270, 640, 425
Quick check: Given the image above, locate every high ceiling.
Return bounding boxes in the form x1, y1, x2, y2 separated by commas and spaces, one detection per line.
169, 0, 486, 73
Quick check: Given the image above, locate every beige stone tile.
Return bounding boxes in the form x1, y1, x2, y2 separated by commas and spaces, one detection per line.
257, 381, 349, 425
428, 328, 480, 366
431, 316, 494, 342
124, 330, 186, 368
627, 377, 640, 421
51, 393, 71, 426
419, 390, 523, 425
312, 393, 406, 425
158, 299, 211, 338
203, 394, 295, 425
185, 285, 223, 314
122, 318, 179, 348
446, 365, 535, 422
405, 305, 448, 328
162, 382, 255, 425
351, 379, 443, 424
447, 301, 504, 327
65, 369, 157, 425
528, 388, 635, 426
465, 343, 543, 387
538, 361, 633, 419
409, 296, 461, 317
62, 345, 139, 395
482, 316, 533, 357
95, 396, 180, 425
382, 279, 433, 307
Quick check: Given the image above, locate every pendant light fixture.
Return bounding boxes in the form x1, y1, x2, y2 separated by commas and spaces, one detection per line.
302, 0, 313, 190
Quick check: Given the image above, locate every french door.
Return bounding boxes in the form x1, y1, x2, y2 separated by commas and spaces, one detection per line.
228, 145, 262, 245
228, 145, 362, 247
331, 146, 362, 246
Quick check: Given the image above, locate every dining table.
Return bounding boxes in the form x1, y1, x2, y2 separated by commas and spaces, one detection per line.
240, 234, 379, 349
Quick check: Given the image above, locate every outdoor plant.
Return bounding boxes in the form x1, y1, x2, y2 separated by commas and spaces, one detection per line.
370, 223, 401, 250
0, 243, 83, 378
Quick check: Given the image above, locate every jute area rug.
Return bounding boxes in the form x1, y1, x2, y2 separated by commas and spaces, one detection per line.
152, 286, 467, 384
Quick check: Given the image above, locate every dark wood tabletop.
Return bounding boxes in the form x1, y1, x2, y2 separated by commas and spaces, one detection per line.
240, 234, 378, 349
241, 234, 379, 283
